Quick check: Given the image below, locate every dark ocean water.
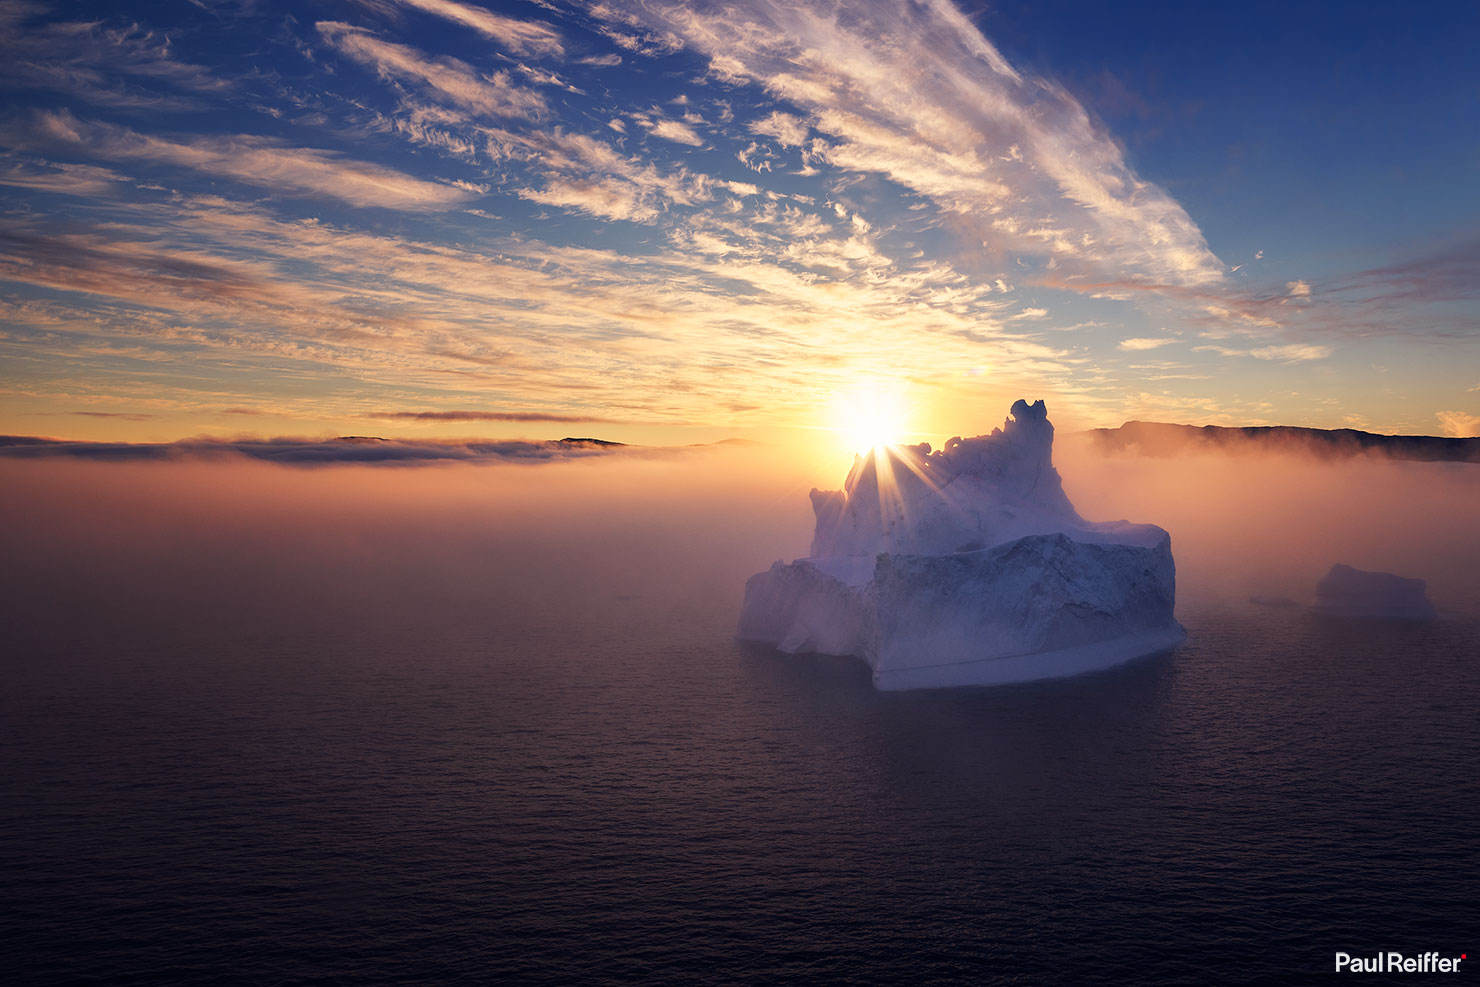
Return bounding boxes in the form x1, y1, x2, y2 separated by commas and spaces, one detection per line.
3, 562, 1478, 986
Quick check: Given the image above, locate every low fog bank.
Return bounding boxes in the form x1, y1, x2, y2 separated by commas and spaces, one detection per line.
1059, 436, 1480, 613
0, 434, 646, 465
2, 436, 1476, 658
0, 446, 816, 654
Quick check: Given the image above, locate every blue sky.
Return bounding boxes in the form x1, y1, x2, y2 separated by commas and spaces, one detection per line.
984, 1, 1479, 260
1, 0, 1476, 444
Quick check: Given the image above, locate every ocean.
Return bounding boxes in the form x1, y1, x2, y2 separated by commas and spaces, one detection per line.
2, 452, 1478, 985
4, 561, 1477, 984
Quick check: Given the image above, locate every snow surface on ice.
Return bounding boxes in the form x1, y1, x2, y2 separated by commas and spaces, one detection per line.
739, 400, 1184, 690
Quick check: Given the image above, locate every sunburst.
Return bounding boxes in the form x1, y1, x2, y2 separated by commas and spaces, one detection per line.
829, 384, 907, 455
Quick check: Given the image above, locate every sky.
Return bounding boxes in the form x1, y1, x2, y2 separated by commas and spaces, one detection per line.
1, 0, 1477, 450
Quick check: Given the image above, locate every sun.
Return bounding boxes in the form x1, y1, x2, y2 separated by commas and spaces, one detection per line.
830, 385, 908, 454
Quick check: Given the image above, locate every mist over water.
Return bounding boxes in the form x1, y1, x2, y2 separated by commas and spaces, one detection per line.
2, 448, 1477, 983
5, 436, 1475, 622
1058, 440, 1480, 611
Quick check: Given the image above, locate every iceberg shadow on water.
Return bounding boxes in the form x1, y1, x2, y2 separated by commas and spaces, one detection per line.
738, 400, 1185, 691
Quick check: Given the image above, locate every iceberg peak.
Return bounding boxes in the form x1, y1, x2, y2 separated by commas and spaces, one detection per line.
809, 400, 1151, 560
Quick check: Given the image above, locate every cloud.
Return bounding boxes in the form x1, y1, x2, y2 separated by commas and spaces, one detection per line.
0, 192, 1069, 432
317, 22, 545, 120
595, 21, 684, 57
0, 226, 299, 308
0, 157, 130, 197
380, 410, 624, 423
1436, 410, 1480, 438
0, 434, 628, 466
0, 5, 229, 107
643, 118, 705, 146
517, 175, 660, 222
736, 141, 776, 172
515, 64, 582, 94
6, 0, 1468, 448
1247, 343, 1332, 361
1195, 343, 1333, 362
1331, 238, 1480, 307
603, 0, 1226, 288
749, 111, 808, 147
383, 0, 564, 56
489, 125, 719, 222
26, 110, 471, 209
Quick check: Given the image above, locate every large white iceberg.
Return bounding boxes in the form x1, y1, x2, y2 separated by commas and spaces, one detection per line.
738, 400, 1184, 690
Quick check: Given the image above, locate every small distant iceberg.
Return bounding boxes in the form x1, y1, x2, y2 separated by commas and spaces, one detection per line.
738, 400, 1185, 691
1312, 563, 1436, 619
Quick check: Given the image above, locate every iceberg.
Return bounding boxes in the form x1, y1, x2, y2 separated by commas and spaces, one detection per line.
738, 400, 1184, 690
1312, 563, 1436, 619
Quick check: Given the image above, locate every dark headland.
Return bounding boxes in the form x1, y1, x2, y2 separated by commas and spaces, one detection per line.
1084, 421, 1480, 464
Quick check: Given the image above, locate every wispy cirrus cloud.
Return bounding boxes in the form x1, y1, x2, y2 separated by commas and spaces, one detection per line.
1, 0, 1468, 441
0, 157, 130, 196
69, 410, 162, 421
518, 175, 661, 222
603, 0, 1227, 289
379, 410, 627, 424
748, 111, 808, 147
378, 0, 564, 57
317, 21, 546, 121
1195, 342, 1334, 362
1327, 238, 1480, 307
641, 117, 705, 147
492, 125, 719, 223
0, 1, 228, 107
0, 192, 1066, 430
23, 110, 473, 209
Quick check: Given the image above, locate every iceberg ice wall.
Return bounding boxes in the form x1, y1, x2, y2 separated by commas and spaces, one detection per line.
738, 400, 1184, 690
1312, 563, 1436, 619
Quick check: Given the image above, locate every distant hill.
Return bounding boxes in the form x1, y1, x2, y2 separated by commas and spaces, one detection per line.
1082, 421, 1480, 464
